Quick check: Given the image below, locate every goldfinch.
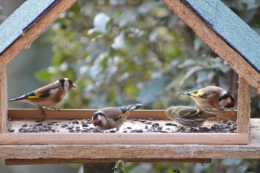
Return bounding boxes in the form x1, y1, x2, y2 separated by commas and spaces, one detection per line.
8, 78, 76, 116
92, 103, 143, 130
178, 86, 235, 112
165, 106, 227, 128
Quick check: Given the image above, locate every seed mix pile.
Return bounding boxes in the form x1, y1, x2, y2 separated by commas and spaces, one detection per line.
7, 117, 237, 133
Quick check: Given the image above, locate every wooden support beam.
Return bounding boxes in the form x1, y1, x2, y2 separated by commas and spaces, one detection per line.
162, 0, 260, 92
5, 158, 211, 165
0, 67, 7, 133
8, 109, 237, 120
237, 76, 251, 133
0, 133, 248, 145
0, 0, 77, 67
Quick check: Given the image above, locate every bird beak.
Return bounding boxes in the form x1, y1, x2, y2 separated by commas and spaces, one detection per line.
71, 83, 77, 89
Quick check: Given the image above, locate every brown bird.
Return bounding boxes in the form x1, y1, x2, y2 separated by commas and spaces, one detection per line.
92, 103, 143, 130
165, 106, 227, 128
8, 78, 76, 116
178, 86, 235, 112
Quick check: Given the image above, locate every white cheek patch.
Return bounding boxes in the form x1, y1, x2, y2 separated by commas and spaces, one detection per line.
219, 98, 231, 107
63, 80, 70, 91
100, 116, 107, 125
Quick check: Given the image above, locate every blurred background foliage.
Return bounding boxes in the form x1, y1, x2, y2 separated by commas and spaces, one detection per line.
1, 0, 260, 172
35, 0, 260, 117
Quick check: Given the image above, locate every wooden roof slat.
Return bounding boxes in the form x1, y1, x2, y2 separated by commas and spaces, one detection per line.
0, 0, 58, 55
183, 0, 260, 72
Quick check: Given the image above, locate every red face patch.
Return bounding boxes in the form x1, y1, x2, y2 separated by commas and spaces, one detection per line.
92, 118, 103, 127
226, 101, 236, 108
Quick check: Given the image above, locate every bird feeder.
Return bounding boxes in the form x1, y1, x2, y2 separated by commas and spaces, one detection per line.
0, 0, 260, 166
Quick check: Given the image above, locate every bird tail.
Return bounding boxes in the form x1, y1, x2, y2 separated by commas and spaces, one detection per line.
127, 103, 143, 111
118, 103, 143, 117
8, 97, 23, 102
119, 103, 143, 113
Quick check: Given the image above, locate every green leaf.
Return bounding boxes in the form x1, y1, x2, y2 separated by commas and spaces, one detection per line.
35, 69, 53, 82
178, 59, 196, 68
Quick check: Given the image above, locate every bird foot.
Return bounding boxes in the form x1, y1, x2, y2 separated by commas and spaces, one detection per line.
38, 106, 46, 117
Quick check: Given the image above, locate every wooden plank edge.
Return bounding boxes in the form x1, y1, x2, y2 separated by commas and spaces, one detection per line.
237, 76, 250, 133
5, 158, 212, 165
162, 0, 260, 92
8, 109, 237, 120
0, 133, 248, 145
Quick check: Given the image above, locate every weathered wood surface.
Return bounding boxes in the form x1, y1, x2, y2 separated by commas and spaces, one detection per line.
0, 67, 7, 133
1, 119, 260, 163
237, 76, 251, 133
5, 158, 211, 165
163, 0, 260, 92
0, 133, 248, 145
0, 0, 76, 67
8, 109, 237, 120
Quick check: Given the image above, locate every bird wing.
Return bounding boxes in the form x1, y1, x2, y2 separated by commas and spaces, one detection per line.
8, 90, 50, 102
188, 91, 210, 99
31, 86, 60, 99
9, 87, 60, 102
178, 107, 201, 118
116, 103, 142, 120
178, 91, 208, 98
102, 107, 127, 122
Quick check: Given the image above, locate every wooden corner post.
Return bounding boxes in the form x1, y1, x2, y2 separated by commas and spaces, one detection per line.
0, 66, 7, 133
237, 76, 250, 133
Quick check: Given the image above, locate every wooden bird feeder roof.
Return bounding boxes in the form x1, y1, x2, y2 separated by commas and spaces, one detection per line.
0, 0, 259, 165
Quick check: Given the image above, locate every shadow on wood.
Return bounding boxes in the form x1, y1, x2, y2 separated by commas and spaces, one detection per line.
83, 163, 115, 173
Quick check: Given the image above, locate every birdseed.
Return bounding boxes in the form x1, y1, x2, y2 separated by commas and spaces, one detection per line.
8, 118, 237, 134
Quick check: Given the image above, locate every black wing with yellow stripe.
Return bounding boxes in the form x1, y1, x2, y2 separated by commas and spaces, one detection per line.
8, 91, 50, 102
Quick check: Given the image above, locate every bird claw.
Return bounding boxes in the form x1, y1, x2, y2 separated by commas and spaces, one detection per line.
37, 106, 60, 117
50, 107, 60, 111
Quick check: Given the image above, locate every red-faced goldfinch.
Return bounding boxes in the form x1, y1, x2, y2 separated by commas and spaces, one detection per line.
178, 86, 235, 113
165, 106, 227, 128
8, 78, 76, 116
92, 103, 143, 131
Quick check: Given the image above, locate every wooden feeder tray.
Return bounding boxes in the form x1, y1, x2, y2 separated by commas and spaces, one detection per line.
0, 108, 253, 165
